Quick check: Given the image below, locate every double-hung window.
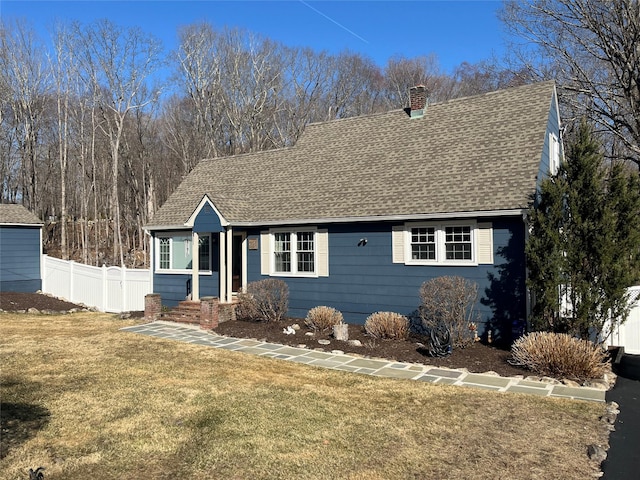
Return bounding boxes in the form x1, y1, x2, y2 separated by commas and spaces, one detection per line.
411, 226, 436, 260
395, 221, 491, 266
261, 228, 329, 277
444, 225, 472, 261
273, 230, 315, 275
155, 232, 214, 273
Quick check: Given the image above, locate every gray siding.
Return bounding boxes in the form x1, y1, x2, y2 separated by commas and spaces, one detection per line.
0, 226, 42, 292
537, 90, 562, 185
247, 218, 527, 343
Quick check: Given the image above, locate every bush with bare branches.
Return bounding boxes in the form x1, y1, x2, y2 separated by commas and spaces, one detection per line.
509, 332, 609, 381
305, 306, 344, 332
235, 279, 289, 322
364, 312, 410, 340
419, 276, 478, 348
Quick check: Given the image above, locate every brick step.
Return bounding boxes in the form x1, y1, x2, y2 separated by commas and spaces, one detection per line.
161, 300, 202, 324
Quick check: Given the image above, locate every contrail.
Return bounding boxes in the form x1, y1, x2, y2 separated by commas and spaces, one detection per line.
299, 0, 369, 44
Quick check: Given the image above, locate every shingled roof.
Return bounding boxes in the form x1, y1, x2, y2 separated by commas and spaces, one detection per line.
0, 204, 43, 225
149, 81, 556, 228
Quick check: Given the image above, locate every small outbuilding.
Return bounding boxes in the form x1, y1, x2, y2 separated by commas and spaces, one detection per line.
0, 204, 43, 293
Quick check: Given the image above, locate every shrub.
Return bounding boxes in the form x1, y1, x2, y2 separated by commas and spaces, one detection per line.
305, 306, 344, 332
509, 332, 609, 381
364, 312, 410, 340
235, 279, 289, 322
419, 276, 478, 348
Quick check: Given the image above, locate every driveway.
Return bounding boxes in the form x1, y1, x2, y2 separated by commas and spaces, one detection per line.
602, 353, 640, 479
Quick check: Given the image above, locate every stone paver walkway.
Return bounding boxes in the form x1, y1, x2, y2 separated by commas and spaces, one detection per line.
121, 321, 606, 402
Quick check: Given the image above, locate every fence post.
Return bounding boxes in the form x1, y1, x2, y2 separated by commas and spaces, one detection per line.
121, 265, 127, 312
102, 264, 108, 312
69, 260, 75, 303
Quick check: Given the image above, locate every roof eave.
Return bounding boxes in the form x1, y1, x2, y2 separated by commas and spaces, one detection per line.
0, 222, 43, 227
232, 209, 527, 228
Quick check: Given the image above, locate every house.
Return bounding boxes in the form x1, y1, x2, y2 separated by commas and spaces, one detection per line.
145, 81, 561, 342
0, 204, 44, 293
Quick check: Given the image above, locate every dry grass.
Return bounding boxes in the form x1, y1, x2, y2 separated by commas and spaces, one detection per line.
1, 313, 609, 480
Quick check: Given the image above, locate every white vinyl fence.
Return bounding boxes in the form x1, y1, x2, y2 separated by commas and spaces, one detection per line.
41, 255, 151, 313
606, 286, 640, 355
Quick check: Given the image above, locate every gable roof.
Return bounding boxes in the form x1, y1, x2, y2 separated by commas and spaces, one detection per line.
149, 81, 557, 228
0, 204, 43, 226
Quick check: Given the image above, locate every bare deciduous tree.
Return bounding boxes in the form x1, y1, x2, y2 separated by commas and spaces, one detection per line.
501, 0, 640, 166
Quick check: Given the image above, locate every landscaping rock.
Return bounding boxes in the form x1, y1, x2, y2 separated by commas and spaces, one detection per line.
291, 323, 301, 331
348, 339, 363, 347
305, 332, 314, 337
562, 379, 581, 388
318, 339, 331, 345
587, 444, 607, 463
331, 350, 344, 355
333, 323, 349, 341
27, 307, 39, 314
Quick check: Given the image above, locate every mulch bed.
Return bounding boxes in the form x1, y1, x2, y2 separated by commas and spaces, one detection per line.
1, 292, 528, 377
215, 318, 528, 377
0, 292, 84, 312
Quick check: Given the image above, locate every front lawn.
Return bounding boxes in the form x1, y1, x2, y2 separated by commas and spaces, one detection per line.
1, 314, 608, 479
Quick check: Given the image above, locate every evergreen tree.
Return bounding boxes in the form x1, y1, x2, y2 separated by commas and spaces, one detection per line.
527, 120, 640, 341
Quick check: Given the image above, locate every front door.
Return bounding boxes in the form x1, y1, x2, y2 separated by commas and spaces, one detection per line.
232, 234, 244, 293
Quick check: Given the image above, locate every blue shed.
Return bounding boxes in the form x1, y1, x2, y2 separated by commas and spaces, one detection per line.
145, 81, 562, 344
0, 204, 43, 293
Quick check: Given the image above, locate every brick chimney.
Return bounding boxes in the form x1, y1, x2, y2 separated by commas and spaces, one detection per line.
409, 85, 428, 118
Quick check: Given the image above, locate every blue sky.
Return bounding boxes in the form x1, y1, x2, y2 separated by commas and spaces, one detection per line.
1, 0, 507, 73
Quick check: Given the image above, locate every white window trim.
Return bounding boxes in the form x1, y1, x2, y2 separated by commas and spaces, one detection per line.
549, 132, 560, 175
154, 232, 214, 275
268, 227, 318, 278
404, 220, 478, 266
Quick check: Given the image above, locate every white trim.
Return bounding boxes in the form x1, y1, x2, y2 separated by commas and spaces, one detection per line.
403, 220, 479, 266
549, 132, 560, 175
226, 228, 233, 302
154, 231, 214, 274
0, 222, 43, 227
219, 231, 226, 302
185, 194, 229, 228
267, 227, 320, 278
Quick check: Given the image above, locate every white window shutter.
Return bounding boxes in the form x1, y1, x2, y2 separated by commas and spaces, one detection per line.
260, 231, 270, 275
317, 229, 329, 277
392, 225, 405, 263
477, 223, 493, 264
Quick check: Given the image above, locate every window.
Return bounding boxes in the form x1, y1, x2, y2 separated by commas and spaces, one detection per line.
399, 221, 484, 265
261, 228, 329, 277
272, 230, 314, 275
297, 231, 315, 272
198, 235, 211, 271
411, 226, 436, 260
159, 238, 170, 269
445, 225, 472, 260
156, 232, 214, 272
274, 232, 292, 273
